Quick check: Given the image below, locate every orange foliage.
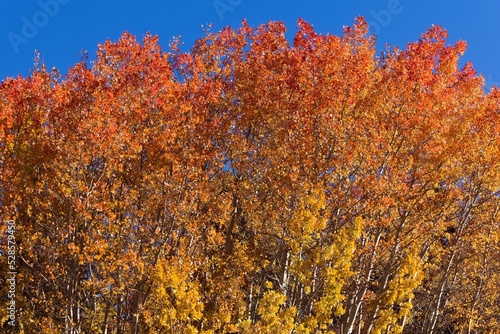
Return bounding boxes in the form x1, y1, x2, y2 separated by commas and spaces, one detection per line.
1, 17, 500, 333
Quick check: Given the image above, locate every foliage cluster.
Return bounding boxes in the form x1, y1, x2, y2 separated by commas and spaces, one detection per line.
1, 18, 500, 333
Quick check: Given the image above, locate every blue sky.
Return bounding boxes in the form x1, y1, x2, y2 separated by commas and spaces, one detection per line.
1, 0, 500, 87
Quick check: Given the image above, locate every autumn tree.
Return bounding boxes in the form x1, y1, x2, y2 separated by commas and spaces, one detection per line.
1, 17, 499, 334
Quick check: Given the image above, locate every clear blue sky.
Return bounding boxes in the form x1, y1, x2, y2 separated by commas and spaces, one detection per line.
1, 0, 500, 87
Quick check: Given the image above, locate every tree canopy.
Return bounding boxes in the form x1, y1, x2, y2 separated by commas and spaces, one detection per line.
1, 17, 500, 333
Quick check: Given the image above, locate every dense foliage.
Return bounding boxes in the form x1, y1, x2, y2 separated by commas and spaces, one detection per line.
1, 18, 500, 333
